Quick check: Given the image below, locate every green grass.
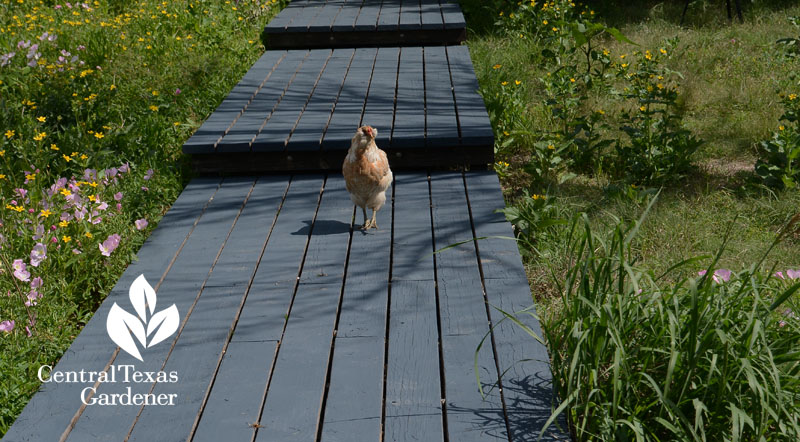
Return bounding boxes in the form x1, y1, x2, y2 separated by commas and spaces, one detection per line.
0, 0, 285, 435
461, 0, 800, 439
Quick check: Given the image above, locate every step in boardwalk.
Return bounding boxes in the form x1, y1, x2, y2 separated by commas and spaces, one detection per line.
2, 171, 568, 442
183, 46, 493, 173
264, 0, 466, 49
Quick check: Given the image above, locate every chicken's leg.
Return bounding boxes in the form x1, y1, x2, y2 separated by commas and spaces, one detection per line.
361, 206, 370, 230
369, 210, 378, 230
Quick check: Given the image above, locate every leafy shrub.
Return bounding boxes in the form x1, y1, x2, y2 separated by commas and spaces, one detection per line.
755, 92, 800, 188
544, 203, 800, 441
776, 16, 800, 58
499, 190, 565, 258
613, 44, 702, 184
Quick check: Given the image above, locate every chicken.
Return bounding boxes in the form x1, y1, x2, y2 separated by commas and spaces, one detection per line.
342, 125, 393, 230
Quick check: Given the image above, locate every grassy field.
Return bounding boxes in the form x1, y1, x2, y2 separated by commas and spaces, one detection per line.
462, 0, 800, 439
0, 0, 284, 434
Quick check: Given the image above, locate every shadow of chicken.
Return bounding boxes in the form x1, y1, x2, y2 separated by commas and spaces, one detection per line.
342, 125, 393, 230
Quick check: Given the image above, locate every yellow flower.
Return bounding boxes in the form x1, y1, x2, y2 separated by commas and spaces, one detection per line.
660, 48, 667, 55
110, 84, 117, 90
59, 220, 69, 227
37, 116, 46, 122
62, 235, 72, 243
596, 109, 605, 115
492, 64, 501, 70
85, 232, 93, 238
25, 173, 36, 181
657, 83, 664, 89
570, 78, 576, 83
40, 209, 52, 217
33, 132, 47, 141
503, 131, 510, 136
149, 105, 158, 112
789, 94, 798, 101
640, 105, 647, 112
70, 152, 78, 157
509, 13, 514, 18
779, 125, 785, 131
94, 132, 104, 139
621, 63, 628, 68
645, 50, 653, 60
501, 81, 508, 86
50, 144, 59, 150
88, 195, 96, 202
0, 175, 5, 180
542, 19, 548, 25
60, 188, 72, 196
603, 49, 610, 56
63, 154, 72, 162
547, 144, 555, 150
552, 27, 558, 32
0, 150, 4, 156
80, 154, 88, 160
515, 80, 522, 85
173, 122, 180, 126
152, 90, 159, 96
89, 181, 98, 187
4, 130, 14, 138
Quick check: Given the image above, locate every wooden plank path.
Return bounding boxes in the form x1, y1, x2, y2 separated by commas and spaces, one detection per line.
2, 172, 569, 442
264, 0, 466, 49
182, 45, 494, 172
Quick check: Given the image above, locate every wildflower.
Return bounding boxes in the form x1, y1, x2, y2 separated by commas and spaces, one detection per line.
81, 154, 88, 160
503, 131, 510, 136
31, 277, 43, 288
698, 269, 731, 283
40, 209, 52, 217
552, 27, 558, 32
26, 173, 36, 181
37, 116, 46, 122
110, 84, 116, 90
33, 132, 47, 141
790, 94, 797, 101
59, 220, 69, 228
0, 150, 3, 157
645, 50, 653, 60
0, 320, 14, 333
602, 49, 610, 56
639, 105, 646, 112
780, 125, 785, 131
63, 154, 72, 162
99, 233, 121, 256
621, 63, 628, 68
515, 80, 521, 85
542, 19, 548, 25
596, 109, 605, 115
501, 81, 508, 86
84, 232, 92, 238
570, 78, 576, 83
60, 188, 71, 197
25, 290, 42, 307
660, 48, 667, 55
62, 235, 72, 243
152, 90, 159, 96
547, 144, 555, 150
149, 105, 158, 112
135, 218, 148, 230
788, 269, 800, 279
88, 195, 96, 202
143, 169, 153, 180
13, 259, 31, 281
174, 88, 181, 95
94, 132, 104, 139
51, 144, 59, 150
30, 243, 47, 267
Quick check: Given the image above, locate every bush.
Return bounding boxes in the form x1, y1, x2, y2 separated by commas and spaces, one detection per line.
544, 203, 800, 441
755, 92, 800, 188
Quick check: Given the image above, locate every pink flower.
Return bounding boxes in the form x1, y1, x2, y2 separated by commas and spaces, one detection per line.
113, 192, 122, 201
72, 248, 82, 254
143, 169, 153, 180
174, 88, 181, 95
30, 243, 47, 267
30, 277, 43, 288
135, 218, 148, 230
787, 269, 800, 280
698, 269, 731, 283
99, 234, 121, 257
97, 202, 109, 211
12, 259, 30, 281
775, 271, 785, 279
116, 203, 122, 211
50, 237, 58, 243
25, 290, 41, 306
55, 4, 62, 9
0, 320, 14, 333
119, 163, 130, 173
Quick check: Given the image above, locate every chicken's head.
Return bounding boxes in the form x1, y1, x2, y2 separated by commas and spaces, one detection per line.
351, 125, 378, 150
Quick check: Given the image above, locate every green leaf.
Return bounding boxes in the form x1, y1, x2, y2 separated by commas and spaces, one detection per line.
606, 26, 637, 45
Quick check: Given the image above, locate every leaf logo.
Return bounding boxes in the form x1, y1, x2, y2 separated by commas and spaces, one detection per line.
106, 275, 179, 361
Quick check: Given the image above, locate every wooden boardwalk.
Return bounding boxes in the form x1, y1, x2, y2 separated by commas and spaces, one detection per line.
3, 0, 571, 440
264, 0, 466, 49
3, 172, 566, 442
183, 46, 493, 172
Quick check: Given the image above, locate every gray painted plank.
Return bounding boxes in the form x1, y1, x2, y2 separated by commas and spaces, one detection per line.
362, 47, 399, 149
484, 278, 568, 442
184, 52, 285, 154
1, 178, 221, 442
252, 49, 332, 152
321, 47, 376, 151
463, 171, 526, 280
219, 51, 309, 153
265, 0, 311, 32
376, 0, 401, 31
65, 177, 258, 442
440, 0, 465, 30
424, 46, 460, 147
287, 49, 354, 152
430, 172, 508, 441
307, 0, 345, 32
254, 283, 341, 442
353, 0, 380, 31
446, 46, 494, 147
191, 340, 278, 442
331, 0, 362, 31
391, 173, 434, 282
319, 336, 383, 442
125, 176, 289, 441
336, 191, 392, 338
391, 46, 425, 149
299, 175, 353, 285
430, 172, 486, 337
398, 0, 421, 30
420, 0, 443, 30
384, 279, 443, 440
289, 0, 327, 31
